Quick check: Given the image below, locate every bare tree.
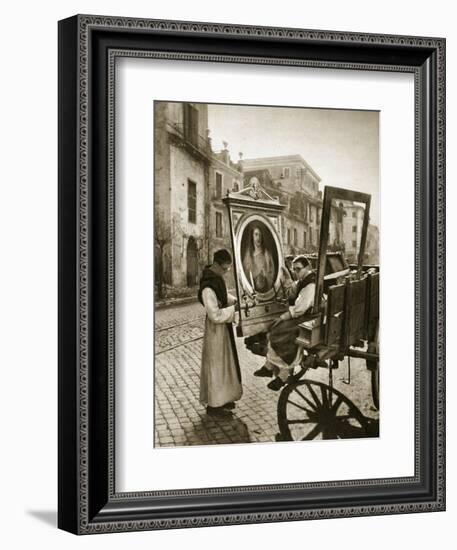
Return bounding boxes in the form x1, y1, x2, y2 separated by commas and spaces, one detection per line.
155, 211, 187, 298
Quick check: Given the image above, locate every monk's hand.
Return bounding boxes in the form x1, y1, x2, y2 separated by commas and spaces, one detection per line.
270, 317, 282, 329
280, 311, 292, 322
280, 266, 292, 283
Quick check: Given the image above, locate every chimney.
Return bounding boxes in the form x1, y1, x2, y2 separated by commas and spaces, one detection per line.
238, 152, 244, 173
221, 140, 230, 164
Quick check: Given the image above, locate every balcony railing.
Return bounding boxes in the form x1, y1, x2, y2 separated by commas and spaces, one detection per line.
169, 122, 212, 157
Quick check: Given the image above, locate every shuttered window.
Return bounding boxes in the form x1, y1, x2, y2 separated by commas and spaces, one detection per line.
184, 103, 199, 146
215, 172, 223, 199
216, 212, 223, 237
188, 180, 197, 223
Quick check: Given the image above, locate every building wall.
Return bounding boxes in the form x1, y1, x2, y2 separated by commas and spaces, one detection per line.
208, 154, 243, 289
366, 224, 380, 264
154, 101, 211, 289
164, 101, 209, 138
240, 155, 321, 197
154, 103, 171, 214
166, 101, 182, 126
155, 119, 379, 290
308, 203, 322, 249
169, 144, 207, 287
342, 203, 365, 261
283, 217, 311, 255
154, 102, 172, 285
242, 156, 323, 256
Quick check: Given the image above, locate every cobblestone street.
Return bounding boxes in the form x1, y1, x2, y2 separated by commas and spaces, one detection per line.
154, 301, 379, 447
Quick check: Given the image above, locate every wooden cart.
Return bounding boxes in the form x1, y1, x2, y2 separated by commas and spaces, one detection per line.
276, 186, 380, 441
224, 182, 379, 441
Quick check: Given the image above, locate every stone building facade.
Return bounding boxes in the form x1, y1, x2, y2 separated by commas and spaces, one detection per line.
154, 101, 212, 289
340, 200, 365, 262
207, 145, 243, 288
154, 101, 244, 292
366, 224, 380, 265
337, 200, 379, 264
154, 103, 378, 294
240, 155, 324, 256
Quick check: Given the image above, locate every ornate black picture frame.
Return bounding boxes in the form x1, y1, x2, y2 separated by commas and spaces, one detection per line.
58, 14, 445, 534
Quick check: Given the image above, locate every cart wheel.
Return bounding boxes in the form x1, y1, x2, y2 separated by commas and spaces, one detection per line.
277, 380, 371, 441
370, 367, 379, 410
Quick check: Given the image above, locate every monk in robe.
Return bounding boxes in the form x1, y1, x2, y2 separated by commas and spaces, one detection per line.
254, 255, 317, 391
198, 249, 242, 418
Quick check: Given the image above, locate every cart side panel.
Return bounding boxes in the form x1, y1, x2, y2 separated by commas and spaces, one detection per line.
346, 278, 368, 346
325, 283, 346, 347
365, 272, 380, 342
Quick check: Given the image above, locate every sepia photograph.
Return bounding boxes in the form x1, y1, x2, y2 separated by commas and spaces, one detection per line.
154, 101, 380, 447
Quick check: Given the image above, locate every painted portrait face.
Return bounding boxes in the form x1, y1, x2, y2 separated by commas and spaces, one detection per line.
252, 227, 263, 248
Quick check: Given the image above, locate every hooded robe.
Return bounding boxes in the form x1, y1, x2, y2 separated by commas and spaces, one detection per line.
198, 267, 242, 408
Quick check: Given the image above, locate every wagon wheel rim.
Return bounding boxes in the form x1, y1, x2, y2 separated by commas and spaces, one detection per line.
278, 380, 370, 441
367, 321, 380, 410
370, 367, 379, 410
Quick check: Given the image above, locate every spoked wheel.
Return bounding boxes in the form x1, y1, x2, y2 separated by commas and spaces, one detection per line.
277, 379, 371, 441
370, 367, 379, 410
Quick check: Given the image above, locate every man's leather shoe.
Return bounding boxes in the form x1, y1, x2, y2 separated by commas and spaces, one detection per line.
222, 402, 236, 410
254, 365, 273, 378
206, 406, 233, 418
267, 378, 285, 391
303, 355, 328, 369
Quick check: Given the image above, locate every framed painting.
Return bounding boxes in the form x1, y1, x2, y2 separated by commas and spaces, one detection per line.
58, 14, 445, 534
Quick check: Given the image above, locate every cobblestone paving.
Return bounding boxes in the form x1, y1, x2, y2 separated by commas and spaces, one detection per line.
154, 301, 379, 447
155, 300, 205, 331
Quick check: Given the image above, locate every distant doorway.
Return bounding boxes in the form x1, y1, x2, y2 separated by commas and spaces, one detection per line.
186, 237, 198, 287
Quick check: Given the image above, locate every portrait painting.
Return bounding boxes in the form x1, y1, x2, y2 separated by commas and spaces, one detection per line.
240, 218, 279, 295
